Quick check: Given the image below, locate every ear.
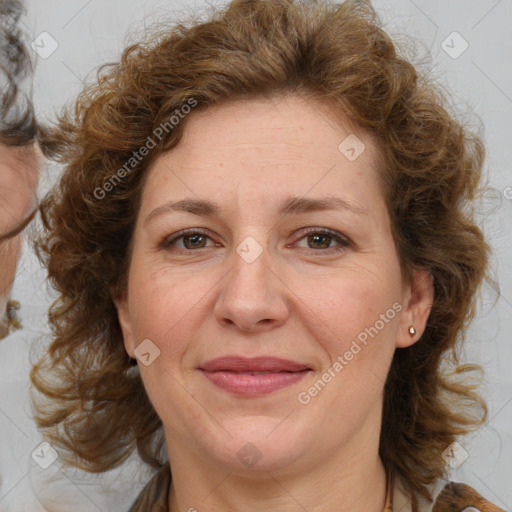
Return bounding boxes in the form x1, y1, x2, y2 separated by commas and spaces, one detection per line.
113, 294, 136, 359
396, 268, 434, 349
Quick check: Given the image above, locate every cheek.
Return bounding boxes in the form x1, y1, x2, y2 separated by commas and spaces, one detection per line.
294, 271, 401, 422
293, 266, 402, 362
127, 263, 217, 358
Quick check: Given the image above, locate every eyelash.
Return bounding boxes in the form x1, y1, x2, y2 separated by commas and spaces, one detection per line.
160, 227, 352, 255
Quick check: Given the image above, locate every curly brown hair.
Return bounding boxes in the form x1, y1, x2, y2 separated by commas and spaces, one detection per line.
31, 0, 491, 506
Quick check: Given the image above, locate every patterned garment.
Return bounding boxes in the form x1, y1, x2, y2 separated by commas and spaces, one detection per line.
128, 463, 506, 512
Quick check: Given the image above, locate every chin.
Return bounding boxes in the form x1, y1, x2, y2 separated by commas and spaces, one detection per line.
194, 415, 317, 474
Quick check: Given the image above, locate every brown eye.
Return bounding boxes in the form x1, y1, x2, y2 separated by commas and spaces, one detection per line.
307, 233, 332, 249
160, 229, 216, 252
182, 233, 208, 249
294, 228, 351, 253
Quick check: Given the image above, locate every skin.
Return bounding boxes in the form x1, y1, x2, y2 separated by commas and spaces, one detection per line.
115, 94, 434, 512
0, 142, 40, 324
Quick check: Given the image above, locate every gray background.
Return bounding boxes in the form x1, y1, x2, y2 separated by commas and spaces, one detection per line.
0, 0, 511, 510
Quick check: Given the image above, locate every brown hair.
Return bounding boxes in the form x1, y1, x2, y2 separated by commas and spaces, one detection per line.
31, 0, 491, 505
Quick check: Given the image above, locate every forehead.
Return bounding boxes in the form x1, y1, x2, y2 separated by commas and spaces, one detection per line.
142, 95, 384, 208
174, 94, 369, 154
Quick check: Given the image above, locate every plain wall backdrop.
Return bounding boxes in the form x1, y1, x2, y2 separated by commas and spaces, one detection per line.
0, 0, 511, 510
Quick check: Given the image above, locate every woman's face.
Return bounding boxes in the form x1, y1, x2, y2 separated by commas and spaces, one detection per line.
116, 95, 433, 475
0, 143, 39, 322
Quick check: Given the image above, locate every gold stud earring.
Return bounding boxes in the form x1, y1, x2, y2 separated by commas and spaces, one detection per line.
408, 326, 416, 337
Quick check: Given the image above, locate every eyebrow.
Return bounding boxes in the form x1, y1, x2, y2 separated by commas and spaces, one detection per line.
145, 196, 367, 225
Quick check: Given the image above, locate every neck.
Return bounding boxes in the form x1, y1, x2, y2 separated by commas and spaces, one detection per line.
166, 436, 387, 512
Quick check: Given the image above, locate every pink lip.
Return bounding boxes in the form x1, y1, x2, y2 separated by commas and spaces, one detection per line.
199, 356, 311, 396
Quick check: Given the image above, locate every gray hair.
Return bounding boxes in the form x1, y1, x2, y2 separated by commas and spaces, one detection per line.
0, 0, 36, 145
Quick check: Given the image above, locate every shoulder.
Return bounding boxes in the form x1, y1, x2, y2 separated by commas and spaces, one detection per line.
432, 481, 506, 512
128, 463, 172, 512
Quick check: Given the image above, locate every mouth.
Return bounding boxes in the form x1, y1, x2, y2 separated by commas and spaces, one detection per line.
199, 356, 312, 396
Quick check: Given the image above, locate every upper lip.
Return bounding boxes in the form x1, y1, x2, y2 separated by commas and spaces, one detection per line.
199, 356, 310, 373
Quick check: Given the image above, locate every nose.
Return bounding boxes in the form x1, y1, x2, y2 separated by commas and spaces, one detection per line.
213, 240, 290, 333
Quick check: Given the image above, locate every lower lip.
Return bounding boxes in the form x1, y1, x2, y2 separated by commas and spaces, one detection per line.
201, 370, 310, 396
